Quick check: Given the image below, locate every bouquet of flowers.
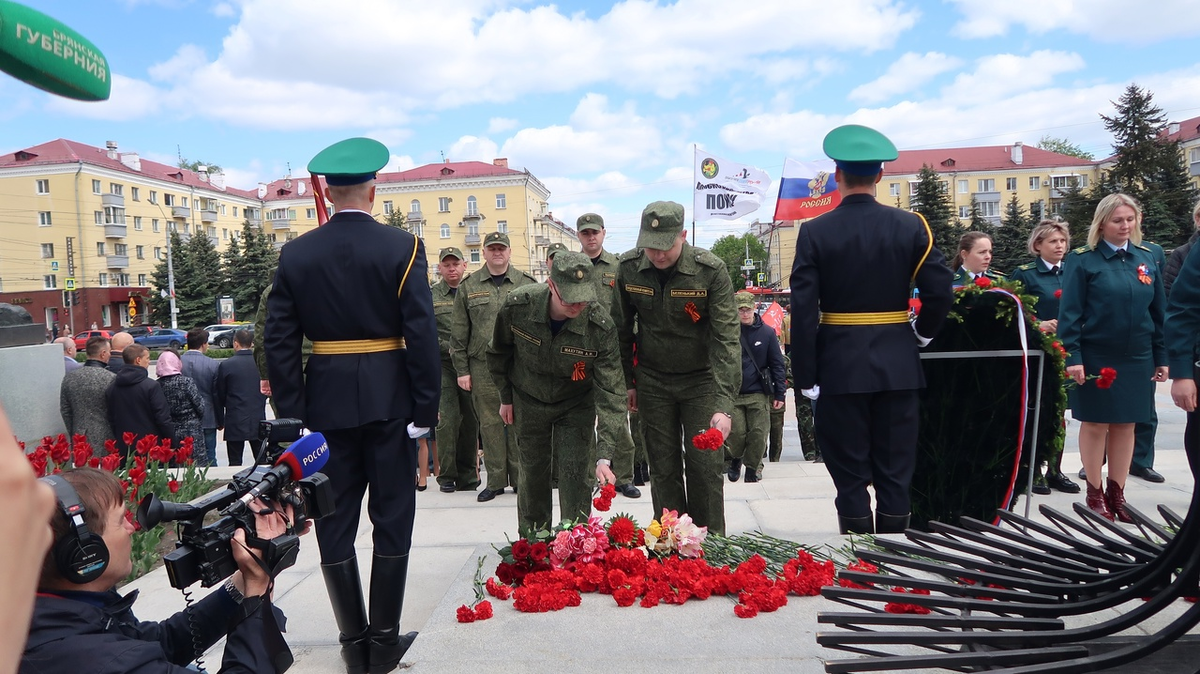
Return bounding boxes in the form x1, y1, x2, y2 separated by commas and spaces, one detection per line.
644, 508, 707, 559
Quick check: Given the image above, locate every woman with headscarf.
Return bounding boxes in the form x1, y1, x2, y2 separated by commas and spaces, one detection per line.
156, 349, 207, 464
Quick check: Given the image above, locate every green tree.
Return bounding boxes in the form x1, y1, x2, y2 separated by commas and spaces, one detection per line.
909, 164, 960, 257
969, 196, 989, 232
222, 222, 277, 320
173, 229, 225, 328
149, 231, 188, 327
992, 194, 1033, 273
383, 209, 408, 231
1036, 136, 1095, 160
710, 233, 768, 289
177, 158, 222, 174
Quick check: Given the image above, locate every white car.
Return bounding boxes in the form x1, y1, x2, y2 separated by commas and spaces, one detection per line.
205, 323, 249, 348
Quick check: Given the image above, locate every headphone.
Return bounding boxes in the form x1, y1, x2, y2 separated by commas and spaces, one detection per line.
42, 475, 110, 584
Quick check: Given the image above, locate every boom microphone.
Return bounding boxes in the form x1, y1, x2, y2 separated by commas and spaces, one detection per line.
227, 432, 330, 512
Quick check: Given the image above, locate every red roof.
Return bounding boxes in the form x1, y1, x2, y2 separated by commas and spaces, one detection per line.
259, 176, 326, 202
379, 160, 524, 184
0, 139, 258, 199
1163, 115, 1200, 143
884, 144, 1096, 176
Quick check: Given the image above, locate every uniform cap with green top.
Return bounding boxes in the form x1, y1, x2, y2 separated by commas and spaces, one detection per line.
735, 291, 756, 309
822, 124, 898, 177
577, 213, 604, 231
307, 137, 389, 186
483, 231, 510, 248
439, 247, 465, 261
546, 242, 569, 259
636, 201, 685, 250
550, 252, 598, 305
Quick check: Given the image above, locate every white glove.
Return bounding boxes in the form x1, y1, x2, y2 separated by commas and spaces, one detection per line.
406, 423, 428, 439
801, 385, 820, 401
911, 319, 932, 348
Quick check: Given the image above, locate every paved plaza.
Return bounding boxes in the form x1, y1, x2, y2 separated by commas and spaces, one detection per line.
120, 383, 1197, 672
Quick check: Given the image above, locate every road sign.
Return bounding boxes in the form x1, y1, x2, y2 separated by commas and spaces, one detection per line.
743, 258, 754, 267
51, 261, 59, 271
757, 273, 766, 283
128, 298, 137, 318
65, 277, 75, 290
740, 264, 756, 271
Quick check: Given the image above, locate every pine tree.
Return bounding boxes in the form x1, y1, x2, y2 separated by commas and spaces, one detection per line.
909, 164, 960, 257
223, 222, 277, 320
969, 196, 988, 232
148, 231, 188, 327
992, 194, 1033, 273
174, 229, 225, 329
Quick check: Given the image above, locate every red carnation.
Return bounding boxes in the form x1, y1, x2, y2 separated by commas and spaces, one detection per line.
1054, 289, 1062, 299
974, 276, 992, 288
473, 600, 493, 620
691, 428, 724, 451
456, 604, 476, 623
608, 517, 636, 546
1097, 367, 1117, 389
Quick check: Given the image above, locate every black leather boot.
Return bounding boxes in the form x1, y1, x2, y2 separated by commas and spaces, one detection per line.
876, 511, 910, 534
838, 515, 874, 534
321, 558, 370, 674
368, 554, 418, 673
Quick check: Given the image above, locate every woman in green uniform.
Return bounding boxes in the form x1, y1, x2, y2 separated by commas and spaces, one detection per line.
1059, 194, 1168, 522
1010, 219, 1078, 494
951, 232, 1005, 287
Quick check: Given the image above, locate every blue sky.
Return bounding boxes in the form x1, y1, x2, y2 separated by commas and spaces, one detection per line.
5, 0, 1200, 252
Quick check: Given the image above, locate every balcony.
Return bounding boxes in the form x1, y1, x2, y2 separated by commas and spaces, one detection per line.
247, 217, 262, 229
101, 193, 125, 207
464, 233, 481, 245
105, 255, 129, 268
535, 235, 551, 246
200, 209, 218, 224
463, 210, 483, 220
406, 211, 424, 224
171, 206, 190, 219
972, 191, 1001, 203
102, 224, 127, 238
271, 219, 292, 230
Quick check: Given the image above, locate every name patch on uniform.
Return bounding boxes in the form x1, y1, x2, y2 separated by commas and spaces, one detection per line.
560, 346, 598, 358
468, 291, 491, 299
626, 284, 654, 297
670, 289, 707, 298
433, 301, 454, 307
601, 272, 616, 281
511, 326, 541, 346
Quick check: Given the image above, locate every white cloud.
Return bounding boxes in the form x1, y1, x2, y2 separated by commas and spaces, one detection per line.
384, 155, 416, 173
212, 2, 236, 17
945, 51, 1085, 101
44, 74, 165, 121
487, 117, 519, 134
364, 128, 413, 148
947, 0, 1200, 42
849, 52, 963, 104
448, 136, 500, 163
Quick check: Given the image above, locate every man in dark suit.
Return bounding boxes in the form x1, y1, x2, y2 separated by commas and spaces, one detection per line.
181, 328, 220, 466
790, 124, 954, 535
266, 137, 440, 674
106, 332, 134, 374
216, 329, 267, 466
105, 344, 174, 458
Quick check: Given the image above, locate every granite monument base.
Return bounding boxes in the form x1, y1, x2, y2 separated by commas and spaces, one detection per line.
0, 343, 66, 445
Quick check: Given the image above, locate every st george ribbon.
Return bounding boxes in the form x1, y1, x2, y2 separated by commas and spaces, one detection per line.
693, 150, 770, 221
773, 159, 841, 221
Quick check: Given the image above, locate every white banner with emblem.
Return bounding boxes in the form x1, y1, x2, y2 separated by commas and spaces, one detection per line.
692, 149, 770, 221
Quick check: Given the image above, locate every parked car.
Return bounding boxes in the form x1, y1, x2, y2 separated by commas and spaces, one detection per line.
134, 328, 187, 350
205, 323, 251, 349
72, 330, 113, 351
120, 325, 160, 340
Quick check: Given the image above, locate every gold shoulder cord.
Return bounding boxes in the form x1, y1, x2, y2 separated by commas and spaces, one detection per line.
912, 212, 934, 284
397, 238, 420, 299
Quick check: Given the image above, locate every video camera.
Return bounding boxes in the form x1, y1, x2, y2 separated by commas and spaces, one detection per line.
136, 419, 336, 590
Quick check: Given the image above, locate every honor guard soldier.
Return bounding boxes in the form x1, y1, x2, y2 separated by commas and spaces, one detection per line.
488, 251, 627, 531
266, 137, 440, 674
578, 212, 642, 497
790, 125, 954, 535
433, 247, 480, 493
451, 231, 538, 502
615, 201, 740, 535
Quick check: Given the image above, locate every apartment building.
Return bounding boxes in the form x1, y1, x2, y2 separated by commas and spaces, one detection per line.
1163, 114, 1200, 191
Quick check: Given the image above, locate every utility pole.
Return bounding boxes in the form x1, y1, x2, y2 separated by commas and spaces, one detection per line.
165, 230, 178, 329
65, 236, 76, 334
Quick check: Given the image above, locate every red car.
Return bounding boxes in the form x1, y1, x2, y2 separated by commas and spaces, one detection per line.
72, 330, 114, 351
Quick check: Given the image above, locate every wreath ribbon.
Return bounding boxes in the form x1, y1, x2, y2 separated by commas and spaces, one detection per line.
985, 288, 1030, 522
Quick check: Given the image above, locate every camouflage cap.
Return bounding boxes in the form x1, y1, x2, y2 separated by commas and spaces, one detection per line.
735, 291, 755, 309
577, 213, 604, 231
550, 251, 598, 305
439, 246, 465, 261
483, 231, 510, 248
546, 242, 569, 259
636, 201, 685, 250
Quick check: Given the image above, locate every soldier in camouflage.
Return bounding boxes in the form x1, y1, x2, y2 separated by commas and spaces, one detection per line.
451, 232, 538, 502
433, 248, 480, 493
614, 201, 740, 535
488, 251, 626, 531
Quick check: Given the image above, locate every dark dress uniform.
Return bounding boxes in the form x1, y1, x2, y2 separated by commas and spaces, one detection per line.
1010, 258, 1064, 321
790, 193, 953, 532
1133, 242, 1167, 476
432, 276, 479, 491
1165, 242, 1200, 460
951, 267, 1005, 287
1058, 242, 1165, 423
487, 280, 625, 531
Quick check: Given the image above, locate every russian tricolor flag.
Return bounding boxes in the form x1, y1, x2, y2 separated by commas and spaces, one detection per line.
772, 159, 841, 221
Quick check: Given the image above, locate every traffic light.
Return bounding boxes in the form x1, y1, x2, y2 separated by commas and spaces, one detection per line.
62, 290, 70, 307
72, 291, 80, 307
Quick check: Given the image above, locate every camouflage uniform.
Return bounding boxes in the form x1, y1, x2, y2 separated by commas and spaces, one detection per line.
451, 246, 537, 493
488, 255, 625, 531
614, 202, 740, 535
781, 353, 819, 460
587, 244, 639, 487
433, 272, 480, 491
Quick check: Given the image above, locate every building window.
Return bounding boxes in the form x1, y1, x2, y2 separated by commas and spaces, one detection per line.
164, 194, 175, 206
1030, 200, 1044, 219
1005, 177, 1017, 191
136, 245, 144, 259
889, 183, 900, 197
149, 190, 158, 204
44, 274, 57, 289
181, 197, 189, 208
98, 273, 108, 286
131, 187, 139, 201
38, 211, 52, 226
470, 249, 480, 263
288, 209, 296, 220
957, 180, 968, 193
383, 201, 393, 215
410, 199, 420, 213
908, 182, 919, 196
440, 224, 450, 238
497, 220, 508, 234
222, 228, 228, 240
41, 243, 54, 258
958, 206, 970, 218
233, 206, 239, 218
977, 179, 996, 192
466, 196, 478, 216
1029, 176, 1041, 190
96, 242, 106, 256
979, 201, 1000, 218
220, 204, 226, 215
114, 243, 127, 256
138, 274, 147, 286
94, 211, 103, 224
438, 197, 450, 212
154, 246, 162, 260
36, 179, 49, 194
467, 221, 479, 236
152, 219, 160, 233
110, 183, 123, 196
1051, 175, 1083, 189
938, 181, 949, 194
207, 226, 216, 238
91, 179, 101, 194
413, 223, 423, 238
132, 216, 142, 230
306, 208, 317, 220
496, 193, 507, 209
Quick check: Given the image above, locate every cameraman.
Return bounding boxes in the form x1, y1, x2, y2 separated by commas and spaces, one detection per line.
22, 468, 298, 673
